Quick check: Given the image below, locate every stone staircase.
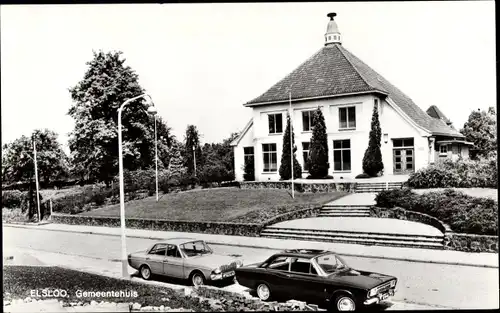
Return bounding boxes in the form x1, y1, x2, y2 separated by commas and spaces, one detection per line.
260, 226, 445, 249
319, 205, 370, 217
355, 182, 403, 193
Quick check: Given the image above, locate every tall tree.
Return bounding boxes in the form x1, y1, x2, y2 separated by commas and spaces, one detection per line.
184, 125, 203, 176
279, 113, 302, 180
67, 50, 172, 185
308, 108, 329, 178
2, 129, 69, 186
460, 107, 497, 159
167, 140, 187, 181
362, 103, 384, 177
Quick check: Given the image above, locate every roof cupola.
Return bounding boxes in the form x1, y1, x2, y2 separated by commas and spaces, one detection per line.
325, 12, 341, 46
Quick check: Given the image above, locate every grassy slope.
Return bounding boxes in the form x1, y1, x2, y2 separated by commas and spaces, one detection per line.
79, 188, 347, 222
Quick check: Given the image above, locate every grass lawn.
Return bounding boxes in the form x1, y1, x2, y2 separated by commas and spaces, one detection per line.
3, 265, 204, 309
79, 188, 347, 222
412, 188, 498, 201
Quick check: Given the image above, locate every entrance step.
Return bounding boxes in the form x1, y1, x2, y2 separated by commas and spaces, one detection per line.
320, 205, 371, 217
260, 227, 444, 250
355, 182, 403, 193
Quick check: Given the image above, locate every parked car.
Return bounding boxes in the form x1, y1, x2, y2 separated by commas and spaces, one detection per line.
128, 238, 243, 286
235, 249, 397, 311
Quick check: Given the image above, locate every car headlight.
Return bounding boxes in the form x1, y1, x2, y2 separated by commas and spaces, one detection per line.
390, 280, 396, 288
368, 288, 378, 297
213, 268, 221, 274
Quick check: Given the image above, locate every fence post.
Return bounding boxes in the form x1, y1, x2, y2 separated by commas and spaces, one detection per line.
50, 199, 53, 220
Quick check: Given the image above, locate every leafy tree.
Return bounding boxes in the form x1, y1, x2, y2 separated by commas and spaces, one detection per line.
279, 113, 302, 180
199, 133, 239, 185
362, 103, 384, 177
67, 50, 172, 185
2, 129, 69, 186
308, 108, 329, 178
184, 125, 203, 176
460, 107, 497, 159
167, 140, 187, 182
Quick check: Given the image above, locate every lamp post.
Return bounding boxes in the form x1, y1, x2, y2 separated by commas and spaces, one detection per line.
30, 137, 41, 222
154, 114, 159, 202
288, 88, 295, 199
117, 93, 156, 278
192, 145, 196, 177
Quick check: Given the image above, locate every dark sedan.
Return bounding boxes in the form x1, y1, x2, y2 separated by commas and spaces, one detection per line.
235, 249, 397, 311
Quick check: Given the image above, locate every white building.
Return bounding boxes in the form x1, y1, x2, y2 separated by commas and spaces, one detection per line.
232, 13, 472, 182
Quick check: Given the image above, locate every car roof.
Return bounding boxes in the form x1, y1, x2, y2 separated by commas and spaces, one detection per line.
154, 238, 202, 246
276, 249, 332, 259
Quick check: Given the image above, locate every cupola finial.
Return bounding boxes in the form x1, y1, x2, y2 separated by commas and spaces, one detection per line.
325, 12, 341, 46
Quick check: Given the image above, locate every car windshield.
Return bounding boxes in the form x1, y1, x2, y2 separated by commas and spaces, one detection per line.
315, 253, 350, 273
179, 240, 212, 257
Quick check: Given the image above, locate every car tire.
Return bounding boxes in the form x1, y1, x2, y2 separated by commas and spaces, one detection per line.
256, 282, 272, 301
139, 265, 152, 280
332, 294, 356, 312
190, 271, 206, 287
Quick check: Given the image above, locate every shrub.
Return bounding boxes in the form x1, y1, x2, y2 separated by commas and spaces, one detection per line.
376, 188, 497, 235
355, 173, 371, 179
2, 190, 26, 209
407, 156, 497, 189
243, 158, 255, 181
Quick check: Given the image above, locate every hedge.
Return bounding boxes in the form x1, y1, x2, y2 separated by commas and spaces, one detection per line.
375, 188, 498, 235
2, 190, 26, 209
407, 156, 498, 188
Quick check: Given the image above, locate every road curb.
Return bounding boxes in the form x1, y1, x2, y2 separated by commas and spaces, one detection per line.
4, 223, 498, 269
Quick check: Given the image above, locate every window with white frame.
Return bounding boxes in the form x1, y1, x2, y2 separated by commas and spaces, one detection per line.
439, 144, 448, 155
302, 142, 310, 171
302, 110, 314, 132
268, 113, 283, 134
333, 140, 351, 171
262, 143, 278, 172
339, 107, 356, 129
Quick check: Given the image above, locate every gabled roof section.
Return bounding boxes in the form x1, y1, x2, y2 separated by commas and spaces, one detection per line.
245, 43, 463, 138
230, 119, 253, 147
426, 105, 452, 125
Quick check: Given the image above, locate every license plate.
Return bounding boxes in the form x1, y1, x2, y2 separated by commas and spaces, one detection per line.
223, 271, 235, 278
379, 293, 389, 300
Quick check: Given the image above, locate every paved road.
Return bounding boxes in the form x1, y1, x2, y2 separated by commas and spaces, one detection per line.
3, 226, 498, 309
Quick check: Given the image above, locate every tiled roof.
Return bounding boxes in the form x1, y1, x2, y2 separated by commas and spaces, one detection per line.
245, 44, 463, 138
426, 105, 452, 124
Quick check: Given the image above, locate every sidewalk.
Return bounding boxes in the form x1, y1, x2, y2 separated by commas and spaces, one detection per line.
4, 223, 498, 268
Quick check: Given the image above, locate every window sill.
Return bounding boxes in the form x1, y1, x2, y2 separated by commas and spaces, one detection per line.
262, 172, 278, 174
338, 128, 356, 131
333, 170, 352, 173
268, 133, 283, 136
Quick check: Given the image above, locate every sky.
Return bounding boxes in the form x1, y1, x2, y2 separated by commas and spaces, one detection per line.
1, 2, 496, 154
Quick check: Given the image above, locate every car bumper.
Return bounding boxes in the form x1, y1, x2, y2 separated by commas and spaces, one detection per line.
364, 289, 395, 305
210, 271, 236, 281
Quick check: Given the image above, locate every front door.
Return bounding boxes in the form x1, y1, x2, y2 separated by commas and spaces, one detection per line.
164, 244, 184, 278
393, 148, 414, 174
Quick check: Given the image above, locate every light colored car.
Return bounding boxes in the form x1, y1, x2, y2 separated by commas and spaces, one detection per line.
128, 238, 244, 286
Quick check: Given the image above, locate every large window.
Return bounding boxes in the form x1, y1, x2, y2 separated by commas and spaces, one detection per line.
268, 113, 283, 134
339, 107, 356, 129
262, 143, 278, 172
302, 110, 314, 131
439, 144, 448, 155
302, 142, 310, 171
243, 147, 254, 165
333, 140, 351, 171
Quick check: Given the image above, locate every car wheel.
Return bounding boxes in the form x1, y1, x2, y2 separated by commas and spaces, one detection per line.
333, 294, 356, 311
256, 282, 272, 301
190, 271, 206, 287
140, 265, 152, 280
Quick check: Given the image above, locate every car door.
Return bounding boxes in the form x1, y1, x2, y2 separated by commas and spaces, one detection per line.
163, 244, 185, 278
146, 244, 167, 275
287, 258, 327, 303
263, 256, 295, 297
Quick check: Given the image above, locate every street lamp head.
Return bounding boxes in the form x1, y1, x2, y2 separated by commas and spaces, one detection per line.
147, 105, 158, 115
